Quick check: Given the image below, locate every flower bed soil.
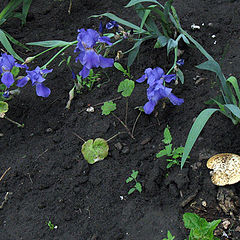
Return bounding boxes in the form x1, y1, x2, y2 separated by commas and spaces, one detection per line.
0, 0, 240, 239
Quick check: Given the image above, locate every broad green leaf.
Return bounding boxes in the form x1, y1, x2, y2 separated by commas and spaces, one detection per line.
176, 68, 184, 84
165, 144, 172, 155
131, 170, 138, 179
26, 40, 74, 48
128, 188, 136, 195
0, 101, 8, 113
183, 213, 203, 230
167, 38, 177, 55
135, 182, 142, 193
154, 35, 168, 48
101, 101, 116, 115
163, 125, 172, 144
81, 138, 109, 164
226, 76, 240, 105
118, 79, 135, 97
126, 177, 133, 183
0, 29, 24, 62
114, 62, 125, 73
156, 149, 167, 158
224, 104, 240, 121
11, 66, 20, 77
181, 108, 219, 168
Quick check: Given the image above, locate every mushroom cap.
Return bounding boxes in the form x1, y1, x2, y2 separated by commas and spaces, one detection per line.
206, 153, 240, 186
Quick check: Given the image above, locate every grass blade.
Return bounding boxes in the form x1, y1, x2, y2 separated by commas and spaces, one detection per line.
181, 108, 219, 168
0, 0, 23, 22
0, 29, 23, 62
90, 13, 146, 34
26, 40, 74, 48
22, 0, 32, 25
125, 0, 163, 8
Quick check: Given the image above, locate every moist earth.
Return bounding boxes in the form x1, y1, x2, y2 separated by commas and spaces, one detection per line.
0, 0, 240, 239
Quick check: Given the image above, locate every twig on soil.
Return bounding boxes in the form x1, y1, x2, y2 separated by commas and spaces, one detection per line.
0, 192, 13, 209
131, 111, 142, 137
0, 167, 11, 183
112, 113, 135, 139
107, 132, 126, 142
4, 116, 24, 128
180, 189, 199, 207
72, 132, 86, 142
36, 149, 48, 160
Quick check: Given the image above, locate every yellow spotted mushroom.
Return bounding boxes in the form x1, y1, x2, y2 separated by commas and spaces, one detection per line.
207, 153, 240, 186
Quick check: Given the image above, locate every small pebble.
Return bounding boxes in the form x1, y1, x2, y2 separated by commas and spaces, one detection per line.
121, 146, 129, 154
114, 142, 123, 151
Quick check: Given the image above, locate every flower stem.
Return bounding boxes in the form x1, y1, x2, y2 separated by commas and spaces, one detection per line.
4, 116, 24, 128
131, 111, 142, 137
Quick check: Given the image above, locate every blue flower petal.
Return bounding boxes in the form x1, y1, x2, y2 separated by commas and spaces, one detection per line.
82, 50, 100, 69
136, 74, 146, 83
1, 72, 14, 88
164, 74, 176, 83
16, 76, 29, 87
168, 93, 184, 105
80, 66, 90, 79
99, 55, 114, 68
36, 83, 51, 97
143, 101, 156, 114
98, 36, 112, 46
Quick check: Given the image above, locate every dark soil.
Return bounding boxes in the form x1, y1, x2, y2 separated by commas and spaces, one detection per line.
0, 0, 240, 239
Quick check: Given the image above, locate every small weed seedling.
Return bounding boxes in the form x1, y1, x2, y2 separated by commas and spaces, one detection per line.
163, 231, 175, 240
183, 213, 221, 240
46, 220, 57, 230
126, 170, 142, 195
156, 125, 189, 168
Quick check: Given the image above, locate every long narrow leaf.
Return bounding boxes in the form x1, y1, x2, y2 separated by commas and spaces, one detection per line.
0, 0, 23, 21
0, 29, 23, 62
3, 30, 31, 51
22, 0, 32, 25
135, 3, 160, 36
128, 41, 142, 66
224, 104, 240, 121
227, 76, 240, 105
90, 13, 146, 34
26, 40, 74, 48
181, 108, 219, 168
196, 60, 232, 103
125, 0, 163, 8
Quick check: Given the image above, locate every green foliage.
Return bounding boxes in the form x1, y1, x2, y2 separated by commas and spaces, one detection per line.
76, 70, 101, 91
183, 213, 221, 240
126, 170, 142, 194
114, 62, 131, 79
46, 221, 57, 230
181, 73, 240, 168
92, 0, 181, 67
163, 231, 175, 240
0, 101, 8, 114
81, 138, 109, 164
0, 0, 32, 61
101, 101, 116, 115
156, 125, 189, 169
118, 79, 135, 97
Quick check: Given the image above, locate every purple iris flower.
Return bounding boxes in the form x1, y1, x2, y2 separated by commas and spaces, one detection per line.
75, 28, 114, 78
106, 21, 119, 30
136, 67, 184, 114
176, 59, 184, 66
0, 53, 28, 88
17, 66, 52, 97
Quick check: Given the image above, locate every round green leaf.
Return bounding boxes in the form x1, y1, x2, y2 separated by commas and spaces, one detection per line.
81, 138, 109, 164
0, 101, 8, 113
117, 79, 135, 97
